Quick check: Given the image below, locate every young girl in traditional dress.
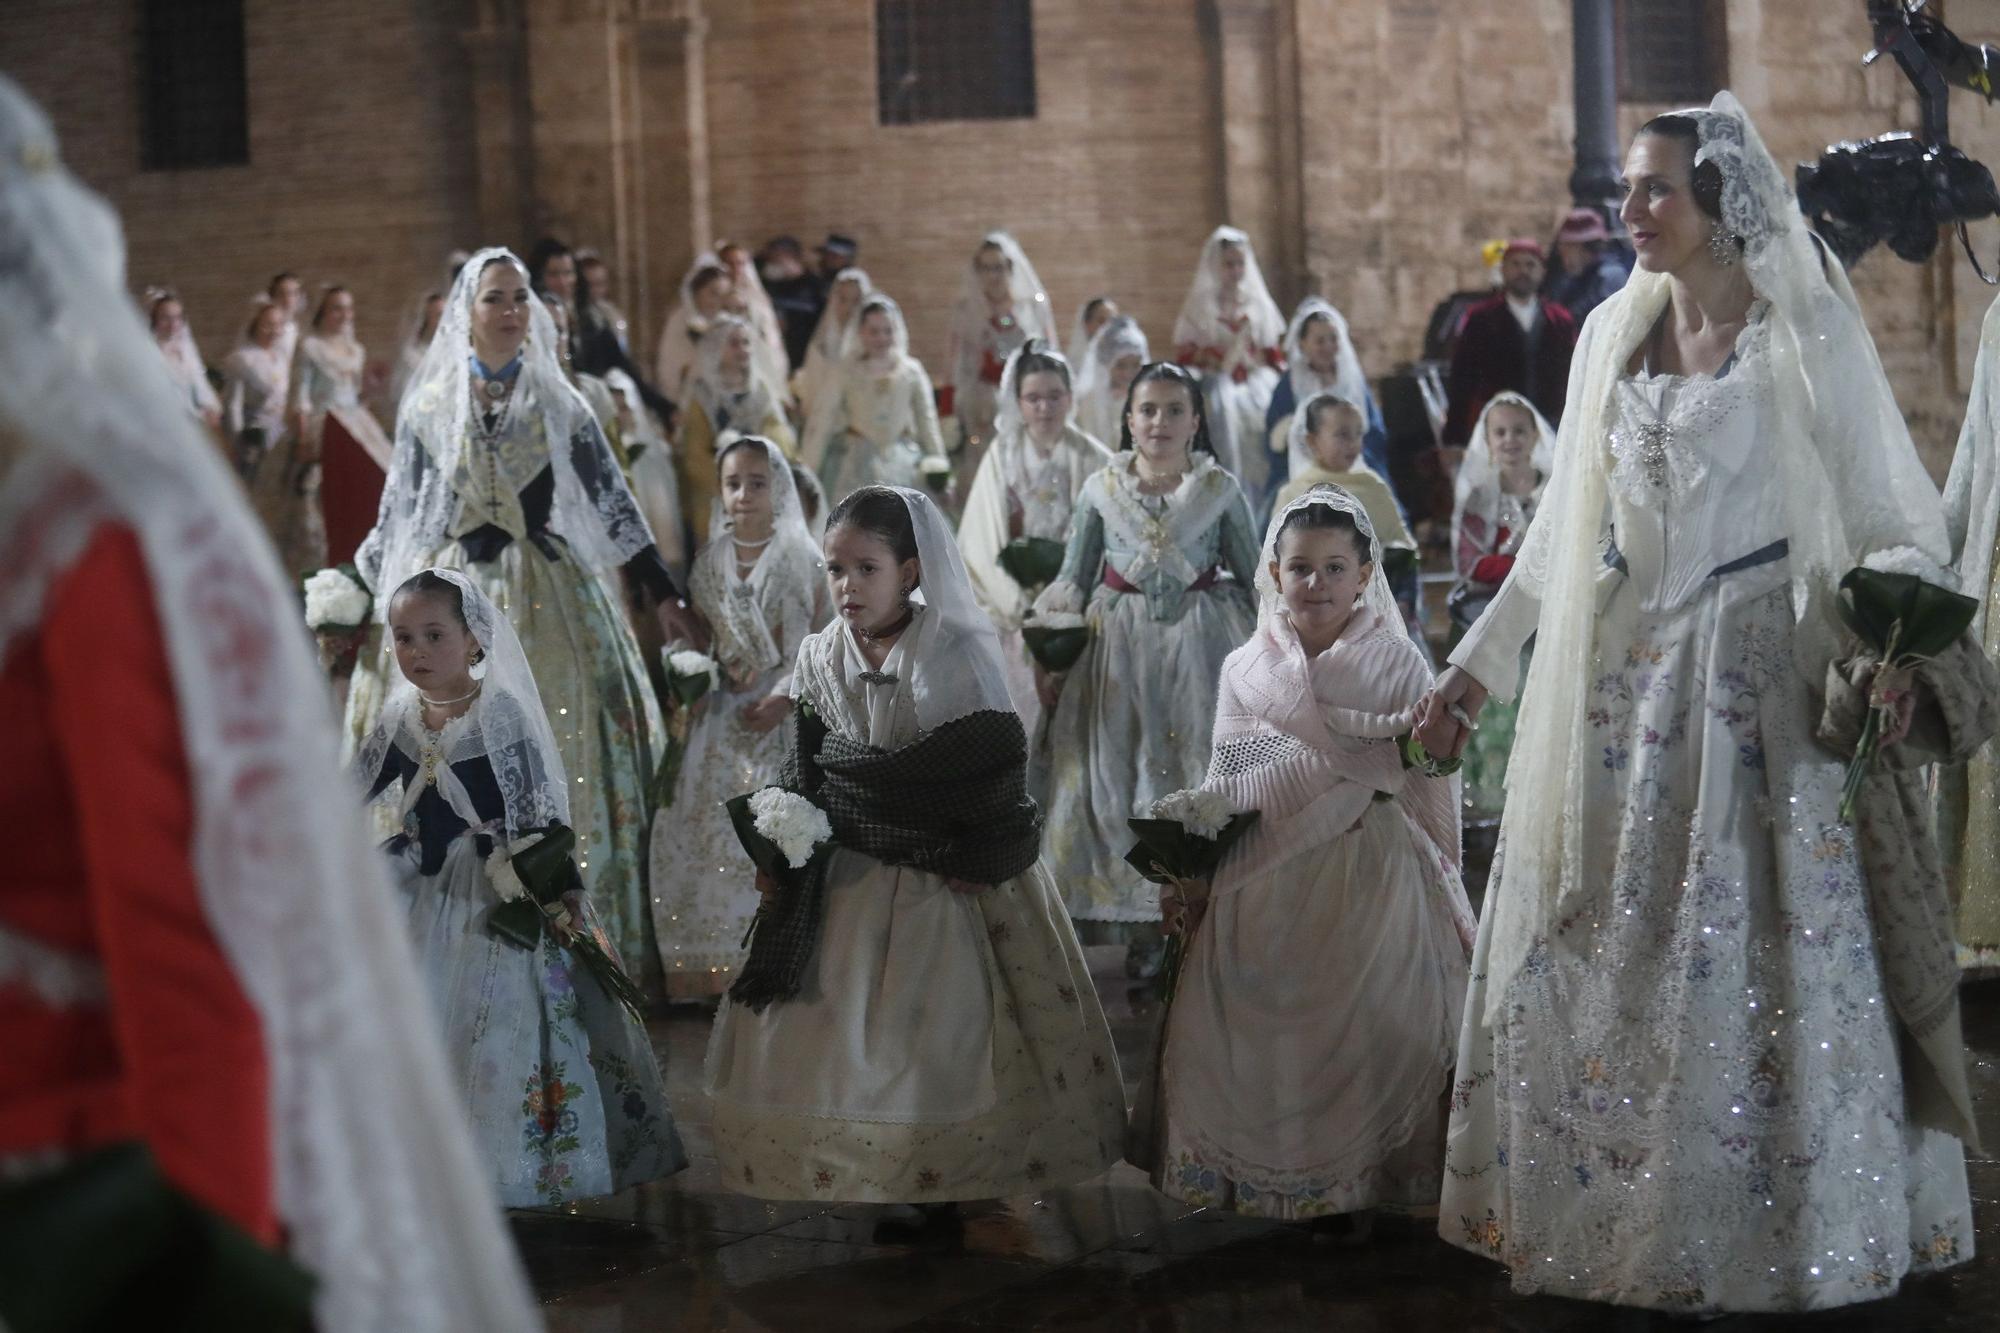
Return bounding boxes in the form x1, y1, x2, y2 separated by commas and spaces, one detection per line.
944, 232, 1060, 483
794, 266, 871, 427
1066, 294, 1119, 371
361, 568, 684, 1205
1152, 485, 1471, 1232
1074, 314, 1148, 448
654, 253, 734, 400
1264, 298, 1396, 520
1034, 363, 1258, 972
1447, 391, 1553, 822
1172, 227, 1285, 511
704, 486, 1124, 1241
675, 313, 797, 547
1276, 393, 1421, 635
651, 436, 828, 997
957, 340, 1112, 731
799, 294, 948, 498
225, 297, 323, 578
292, 285, 394, 566
146, 286, 222, 429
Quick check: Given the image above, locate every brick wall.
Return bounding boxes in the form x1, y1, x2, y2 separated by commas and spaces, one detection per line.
697, 0, 1223, 379
1, 0, 481, 391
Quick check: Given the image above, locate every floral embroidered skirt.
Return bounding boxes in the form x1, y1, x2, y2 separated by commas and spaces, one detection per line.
391, 835, 685, 1207
1036, 585, 1254, 923
703, 854, 1126, 1202
1160, 800, 1471, 1219
345, 541, 668, 996
1441, 570, 1974, 1314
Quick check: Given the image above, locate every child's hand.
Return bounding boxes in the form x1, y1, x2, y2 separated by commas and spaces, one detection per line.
740, 693, 791, 734
1034, 663, 1066, 711
755, 868, 779, 901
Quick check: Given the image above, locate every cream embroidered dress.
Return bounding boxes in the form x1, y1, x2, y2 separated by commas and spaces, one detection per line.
1440, 304, 1975, 1312
799, 297, 947, 500
649, 439, 827, 997
703, 607, 1127, 1202
1032, 452, 1258, 925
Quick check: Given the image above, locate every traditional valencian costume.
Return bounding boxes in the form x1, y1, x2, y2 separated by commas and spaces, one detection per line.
650, 436, 829, 996
1157, 486, 1473, 1219
705, 488, 1125, 1203
359, 569, 683, 1204
0, 76, 539, 1332
1440, 93, 1993, 1314
347, 246, 675, 994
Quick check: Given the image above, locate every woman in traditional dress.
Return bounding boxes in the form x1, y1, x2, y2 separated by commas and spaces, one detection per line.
650, 436, 828, 997
793, 266, 870, 427
1172, 226, 1285, 509
146, 286, 221, 429
1075, 313, 1148, 447
1446, 390, 1554, 822
1941, 290, 2000, 972
292, 285, 394, 567
718, 239, 794, 390
360, 568, 685, 1202
654, 253, 734, 401
1033, 363, 1258, 973
0, 75, 538, 1331
1154, 485, 1473, 1230
224, 297, 324, 579
705, 485, 1125, 1239
1264, 297, 1395, 523
389, 289, 446, 413
348, 246, 695, 999
798, 294, 948, 499
676, 313, 797, 548
957, 339, 1111, 733
944, 232, 1060, 483
1419, 94, 1991, 1315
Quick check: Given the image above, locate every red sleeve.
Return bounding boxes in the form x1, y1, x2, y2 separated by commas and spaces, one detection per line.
1470, 553, 1516, 585
43, 526, 278, 1246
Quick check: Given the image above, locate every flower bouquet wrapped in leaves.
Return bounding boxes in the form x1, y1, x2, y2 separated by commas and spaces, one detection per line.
1021, 609, 1091, 673
653, 647, 721, 805
997, 536, 1068, 593
486, 823, 646, 1022
301, 562, 372, 675
1832, 565, 1978, 822
919, 455, 955, 495
664, 648, 720, 709
1124, 790, 1261, 1004
726, 787, 833, 885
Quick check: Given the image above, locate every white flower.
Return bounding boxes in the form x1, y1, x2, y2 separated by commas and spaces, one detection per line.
1149, 788, 1233, 839
748, 787, 832, 868
667, 649, 721, 686
1860, 546, 1951, 588
919, 456, 954, 478
303, 566, 370, 630
1029, 610, 1087, 630
486, 847, 528, 902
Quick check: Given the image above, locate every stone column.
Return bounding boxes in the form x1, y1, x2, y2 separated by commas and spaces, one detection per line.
1570, 0, 1623, 224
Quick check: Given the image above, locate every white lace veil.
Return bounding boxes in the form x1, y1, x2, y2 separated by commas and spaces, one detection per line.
838, 291, 914, 368
1257, 484, 1402, 634
990, 337, 1073, 441
689, 311, 781, 431
1065, 296, 1113, 370
1075, 313, 1148, 437
694, 434, 825, 678
949, 231, 1059, 367
1453, 389, 1555, 507
1173, 225, 1284, 348
1482, 90, 1953, 1026
146, 287, 222, 417
354, 568, 570, 845
888, 486, 1018, 729
1280, 297, 1368, 412
806, 266, 871, 363
1284, 390, 1389, 484
0, 76, 537, 1332
358, 244, 657, 601
1945, 290, 2000, 640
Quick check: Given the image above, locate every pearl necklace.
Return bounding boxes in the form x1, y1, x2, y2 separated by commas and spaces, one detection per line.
420, 682, 483, 707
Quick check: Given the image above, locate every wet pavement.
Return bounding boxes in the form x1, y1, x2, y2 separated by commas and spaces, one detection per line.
516, 962, 2000, 1331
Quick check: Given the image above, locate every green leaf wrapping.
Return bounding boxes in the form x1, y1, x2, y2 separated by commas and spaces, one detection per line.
997, 536, 1068, 590
1021, 624, 1091, 673
1123, 810, 1262, 884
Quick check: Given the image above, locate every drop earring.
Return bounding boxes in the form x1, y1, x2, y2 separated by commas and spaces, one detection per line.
1708, 221, 1738, 266
468, 648, 489, 681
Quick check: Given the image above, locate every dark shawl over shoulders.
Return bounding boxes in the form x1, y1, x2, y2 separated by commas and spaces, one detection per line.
728, 705, 1042, 1011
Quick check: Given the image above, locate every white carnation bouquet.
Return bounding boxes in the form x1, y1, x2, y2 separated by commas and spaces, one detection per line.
918, 455, 954, 487
301, 563, 372, 634
726, 786, 834, 881
1021, 608, 1091, 672
664, 647, 720, 708
1125, 788, 1261, 995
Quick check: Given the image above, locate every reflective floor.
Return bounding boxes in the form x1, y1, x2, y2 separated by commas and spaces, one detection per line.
515, 960, 2000, 1331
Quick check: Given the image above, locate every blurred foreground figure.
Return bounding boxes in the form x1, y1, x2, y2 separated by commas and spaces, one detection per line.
0, 75, 541, 1333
